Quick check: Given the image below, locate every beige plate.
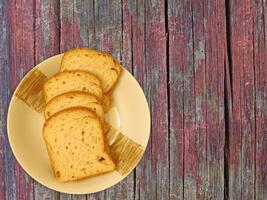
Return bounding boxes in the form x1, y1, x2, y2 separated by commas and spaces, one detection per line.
7, 54, 150, 194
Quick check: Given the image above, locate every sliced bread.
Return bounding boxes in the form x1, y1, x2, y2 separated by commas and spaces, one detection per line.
60, 48, 121, 93
43, 71, 103, 103
44, 92, 104, 121
43, 107, 115, 182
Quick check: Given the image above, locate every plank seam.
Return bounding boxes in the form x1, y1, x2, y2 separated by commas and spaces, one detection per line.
164, 0, 171, 199
58, 0, 61, 53
225, 0, 233, 101
224, 0, 233, 199
223, 62, 230, 200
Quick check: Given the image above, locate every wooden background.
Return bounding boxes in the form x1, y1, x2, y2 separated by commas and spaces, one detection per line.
0, 0, 266, 199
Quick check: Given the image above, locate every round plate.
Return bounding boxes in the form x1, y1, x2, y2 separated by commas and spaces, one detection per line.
7, 54, 150, 194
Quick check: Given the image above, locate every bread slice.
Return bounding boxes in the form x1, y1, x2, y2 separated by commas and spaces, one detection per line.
44, 92, 104, 120
60, 48, 121, 93
43, 107, 115, 182
43, 71, 103, 103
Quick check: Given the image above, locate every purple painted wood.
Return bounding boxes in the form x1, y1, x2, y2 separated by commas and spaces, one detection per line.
93, 1, 136, 199
59, 1, 87, 199
168, 1, 186, 199
133, 0, 169, 199
254, 1, 267, 199
8, 0, 35, 199
168, 0, 226, 199
0, 0, 11, 199
34, 0, 60, 199
1, 0, 267, 199
125, 1, 147, 199
227, 0, 266, 199
204, 1, 226, 199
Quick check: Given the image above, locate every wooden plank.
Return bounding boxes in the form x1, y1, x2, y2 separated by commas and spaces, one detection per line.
34, 0, 60, 199
60, 0, 87, 53
102, 1, 136, 199
59, 0, 89, 199
59, 194, 86, 200
133, 0, 169, 199
228, 0, 256, 199
190, 0, 208, 199
35, 0, 60, 61
93, 0, 122, 57
204, 1, 226, 199
168, 0, 196, 199
169, 1, 226, 199
129, 0, 146, 199
168, 0, 186, 198
92, 0, 136, 199
227, 0, 242, 198
7, 0, 36, 199
0, 0, 11, 199
254, 0, 267, 199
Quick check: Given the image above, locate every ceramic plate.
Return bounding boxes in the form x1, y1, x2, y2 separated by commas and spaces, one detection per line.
7, 54, 150, 194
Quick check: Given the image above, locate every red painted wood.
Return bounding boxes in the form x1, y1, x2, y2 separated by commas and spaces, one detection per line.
60, 0, 85, 53
34, 0, 60, 199
132, 0, 169, 199
169, 0, 226, 199
204, 1, 226, 199
168, 1, 186, 198
168, 0, 195, 199
1, 0, 267, 199
229, 0, 257, 199
104, 0, 136, 198
0, 0, 10, 199
8, 0, 36, 199
93, 1, 135, 199
59, 1, 89, 199
254, 0, 267, 199
35, 0, 59, 63
129, 1, 146, 199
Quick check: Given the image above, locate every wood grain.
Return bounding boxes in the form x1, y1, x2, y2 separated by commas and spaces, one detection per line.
204, 1, 226, 199
59, 1, 88, 199
1, 0, 267, 199
168, 0, 226, 199
8, 0, 35, 199
126, 1, 147, 199
133, 0, 169, 199
0, 0, 11, 199
34, 0, 60, 199
93, 1, 135, 199
168, 0, 186, 199
228, 0, 257, 199
254, 0, 267, 199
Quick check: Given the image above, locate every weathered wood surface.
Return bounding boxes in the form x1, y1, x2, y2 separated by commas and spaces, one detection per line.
169, 0, 226, 199
0, 0, 266, 199
227, 0, 267, 200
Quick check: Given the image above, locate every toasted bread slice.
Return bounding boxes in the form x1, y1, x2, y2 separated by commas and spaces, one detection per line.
44, 92, 104, 120
43, 71, 103, 103
60, 48, 121, 93
43, 107, 115, 182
